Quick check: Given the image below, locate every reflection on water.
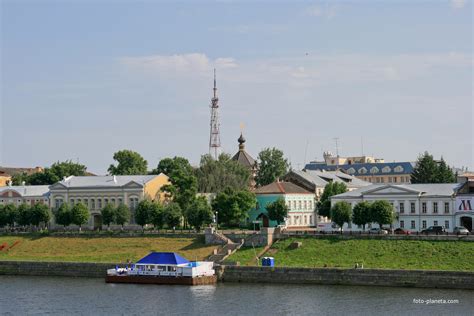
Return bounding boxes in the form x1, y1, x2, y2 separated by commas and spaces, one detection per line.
0, 276, 472, 316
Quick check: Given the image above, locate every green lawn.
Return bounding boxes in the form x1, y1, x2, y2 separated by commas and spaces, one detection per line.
224, 246, 266, 266
0, 236, 217, 263
227, 237, 474, 271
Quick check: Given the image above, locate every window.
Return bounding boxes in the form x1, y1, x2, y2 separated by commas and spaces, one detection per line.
304, 216, 307, 225
84, 199, 88, 208
70, 199, 74, 206
104, 198, 109, 205
393, 177, 397, 183
399, 202, 405, 213
422, 220, 427, 229
118, 198, 123, 205
129, 197, 139, 210
303, 200, 307, 210
401, 177, 405, 183
293, 201, 297, 210
382, 166, 391, 173
380, 178, 384, 183
298, 201, 302, 209
111, 198, 116, 205
309, 215, 313, 224
359, 167, 367, 174
347, 168, 356, 175
370, 167, 379, 174
55, 199, 63, 209
400, 220, 404, 228
394, 165, 404, 173
411, 221, 416, 229
422, 202, 427, 213
434, 220, 438, 226
444, 202, 449, 214
445, 221, 449, 229
388, 177, 392, 183
98, 199, 102, 209
91, 199, 95, 209
433, 202, 438, 214
410, 202, 416, 213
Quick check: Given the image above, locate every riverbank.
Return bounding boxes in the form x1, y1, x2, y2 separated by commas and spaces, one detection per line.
1, 261, 473, 289
227, 237, 474, 271
0, 235, 216, 262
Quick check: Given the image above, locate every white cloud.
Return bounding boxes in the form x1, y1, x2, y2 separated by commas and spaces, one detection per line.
305, 4, 339, 19
451, 0, 466, 9
118, 53, 237, 74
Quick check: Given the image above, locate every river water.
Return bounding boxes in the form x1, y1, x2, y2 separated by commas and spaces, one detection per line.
0, 276, 472, 315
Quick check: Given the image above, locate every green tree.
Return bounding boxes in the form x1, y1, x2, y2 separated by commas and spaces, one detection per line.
255, 148, 289, 187
15, 161, 88, 185
352, 201, 372, 231
54, 203, 72, 229
17, 204, 33, 227
266, 197, 289, 225
163, 203, 182, 230
437, 157, 456, 183
211, 188, 256, 227
317, 182, 348, 219
149, 202, 165, 231
331, 201, 352, 233
101, 203, 116, 229
71, 203, 90, 231
30, 203, 51, 227
187, 196, 213, 231
370, 200, 394, 229
115, 204, 130, 229
411, 152, 455, 184
134, 200, 153, 230
195, 153, 251, 193
152, 157, 198, 227
108, 150, 148, 175
4, 204, 18, 228
0, 205, 7, 227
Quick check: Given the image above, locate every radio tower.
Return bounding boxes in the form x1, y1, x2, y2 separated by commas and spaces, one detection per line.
209, 68, 221, 159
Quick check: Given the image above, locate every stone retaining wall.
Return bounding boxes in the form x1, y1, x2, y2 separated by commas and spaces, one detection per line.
2, 261, 473, 289
216, 266, 474, 290
0, 261, 115, 278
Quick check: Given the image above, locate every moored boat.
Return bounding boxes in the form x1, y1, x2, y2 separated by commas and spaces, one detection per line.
105, 252, 217, 285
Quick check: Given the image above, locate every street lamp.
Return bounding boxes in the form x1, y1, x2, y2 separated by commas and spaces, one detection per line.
215, 211, 219, 231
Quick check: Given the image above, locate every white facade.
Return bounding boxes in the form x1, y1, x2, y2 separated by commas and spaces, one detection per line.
330, 183, 470, 232
284, 194, 316, 227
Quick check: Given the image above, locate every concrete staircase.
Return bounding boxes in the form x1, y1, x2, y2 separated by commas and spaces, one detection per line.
207, 231, 244, 264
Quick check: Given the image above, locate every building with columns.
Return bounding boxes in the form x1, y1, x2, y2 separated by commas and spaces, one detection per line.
330, 183, 467, 232
49, 174, 169, 229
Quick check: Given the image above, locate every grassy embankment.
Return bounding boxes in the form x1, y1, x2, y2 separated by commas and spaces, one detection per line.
0, 235, 216, 263
227, 237, 474, 271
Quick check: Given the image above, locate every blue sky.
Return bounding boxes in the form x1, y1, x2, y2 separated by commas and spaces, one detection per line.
1, 0, 473, 174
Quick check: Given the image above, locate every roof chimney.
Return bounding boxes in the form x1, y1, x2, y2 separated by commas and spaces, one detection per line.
113, 175, 117, 183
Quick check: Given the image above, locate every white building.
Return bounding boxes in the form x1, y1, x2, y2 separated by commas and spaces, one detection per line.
0, 185, 50, 207
330, 183, 467, 232
49, 174, 169, 229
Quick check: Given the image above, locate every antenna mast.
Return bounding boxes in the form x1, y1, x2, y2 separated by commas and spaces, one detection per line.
209, 69, 221, 159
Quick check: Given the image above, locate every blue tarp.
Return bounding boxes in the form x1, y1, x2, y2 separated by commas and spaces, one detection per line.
136, 252, 190, 265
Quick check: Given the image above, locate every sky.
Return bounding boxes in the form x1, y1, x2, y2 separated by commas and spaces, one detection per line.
1, 0, 473, 174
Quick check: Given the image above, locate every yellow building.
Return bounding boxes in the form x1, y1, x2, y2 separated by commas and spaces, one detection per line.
49, 174, 169, 229
0, 171, 12, 187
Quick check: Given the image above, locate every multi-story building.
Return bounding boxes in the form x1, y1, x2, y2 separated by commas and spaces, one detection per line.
330, 183, 465, 232
249, 181, 315, 228
305, 152, 415, 184
454, 173, 474, 231
0, 184, 50, 206
284, 169, 371, 199
49, 174, 169, 229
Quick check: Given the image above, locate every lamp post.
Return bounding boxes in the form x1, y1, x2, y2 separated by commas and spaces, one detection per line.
215, 211, 219, 231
